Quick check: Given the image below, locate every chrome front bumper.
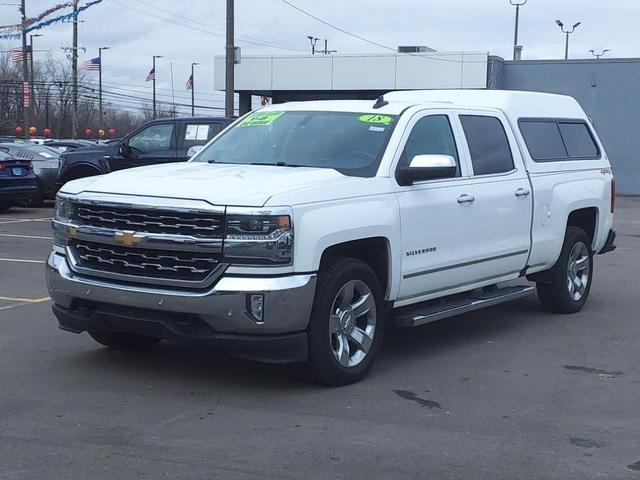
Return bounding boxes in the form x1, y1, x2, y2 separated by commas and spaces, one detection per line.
46, 252, 316, 335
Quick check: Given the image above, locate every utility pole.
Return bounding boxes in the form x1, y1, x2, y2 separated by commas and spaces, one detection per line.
98, 46, 110, 127
72, 0, 78, 138
509, 0, 527, 60
20, 0, 29, 139
191, 62, 198, 117
152, 55, 162, 119
225, 0, 234, 118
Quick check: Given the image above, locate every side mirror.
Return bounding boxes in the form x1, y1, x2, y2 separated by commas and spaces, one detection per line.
396, 154, 457, 185
187, 145, 204, 158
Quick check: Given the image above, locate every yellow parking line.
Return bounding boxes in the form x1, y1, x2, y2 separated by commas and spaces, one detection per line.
0, 295, 50, 303
0, 217, 52, 225
0, 233, 53, 240
0, 258, 45, 264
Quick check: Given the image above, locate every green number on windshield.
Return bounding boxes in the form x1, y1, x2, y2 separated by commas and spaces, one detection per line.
239, 112, 284, 127
358, 114, 394, 125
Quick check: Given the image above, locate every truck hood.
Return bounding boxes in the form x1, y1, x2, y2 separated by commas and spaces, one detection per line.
61, 162, 371, 207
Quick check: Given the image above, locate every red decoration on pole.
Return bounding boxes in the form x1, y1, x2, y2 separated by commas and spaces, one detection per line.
98, 129, 105, 138
84, 128, 93, 137
23, 82, 31, 109
29, 126, 37, 136
108, 128, 116, 137
15, 126, 24, 135
43, 128, 52, 138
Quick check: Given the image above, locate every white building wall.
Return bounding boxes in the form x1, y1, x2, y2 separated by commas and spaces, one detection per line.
214, 52, 489, 92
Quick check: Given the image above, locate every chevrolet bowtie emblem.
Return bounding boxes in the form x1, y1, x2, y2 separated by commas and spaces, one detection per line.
114, 231, 142, 247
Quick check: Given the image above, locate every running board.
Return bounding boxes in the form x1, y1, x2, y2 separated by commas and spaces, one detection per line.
393, 285, 535, 328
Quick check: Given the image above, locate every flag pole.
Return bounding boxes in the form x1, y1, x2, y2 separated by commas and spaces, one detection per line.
152, 55, 156, 119
170, 61, 176, 118
191, 63, 195, 116
20, 0, 29, 139
97, 47, 110, 128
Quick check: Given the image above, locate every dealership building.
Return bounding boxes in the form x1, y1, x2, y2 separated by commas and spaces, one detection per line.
214, 52, 640, 194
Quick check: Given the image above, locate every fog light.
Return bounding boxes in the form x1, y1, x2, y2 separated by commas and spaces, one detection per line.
248, 294, 264, 323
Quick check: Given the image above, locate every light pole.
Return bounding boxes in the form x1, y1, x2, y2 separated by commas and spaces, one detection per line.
152, 55, 163, 119
98, 46, 110, 127
307, 35, 319, 55
190, 62, 199, 117
20, 0, 29, 138
556, 20, 581, 60
589, 49, 611, 60
509, 0, 527, 61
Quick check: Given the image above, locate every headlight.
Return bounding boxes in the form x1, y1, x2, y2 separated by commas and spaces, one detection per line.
54, 194, 73, 221
223, 207, 293, 265
52, 195, 74, 247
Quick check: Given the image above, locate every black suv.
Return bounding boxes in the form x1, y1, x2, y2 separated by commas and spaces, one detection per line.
57, 116, 233, 188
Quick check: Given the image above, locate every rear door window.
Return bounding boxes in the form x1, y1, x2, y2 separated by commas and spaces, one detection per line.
460, 115, 514, 176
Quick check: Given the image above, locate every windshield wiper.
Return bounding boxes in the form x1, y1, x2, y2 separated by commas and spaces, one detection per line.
251, 161, 305, 167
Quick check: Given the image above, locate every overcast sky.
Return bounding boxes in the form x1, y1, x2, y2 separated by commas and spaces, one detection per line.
1, 0, 637, 114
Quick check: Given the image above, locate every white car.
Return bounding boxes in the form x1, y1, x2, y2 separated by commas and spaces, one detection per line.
47, 90, 616, 385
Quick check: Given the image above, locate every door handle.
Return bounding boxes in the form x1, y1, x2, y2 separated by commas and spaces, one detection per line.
457, 194, 475, 204
515, 187, 531, 197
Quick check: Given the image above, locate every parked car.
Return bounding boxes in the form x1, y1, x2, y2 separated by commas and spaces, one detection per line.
47, 90, 616, 385
56, 117, 233, 188
45, 140, 95, 153
0, 143, 60, 205
0, 150, 37, 212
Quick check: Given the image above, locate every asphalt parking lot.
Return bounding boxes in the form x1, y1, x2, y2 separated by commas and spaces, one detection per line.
0, 199, 639, 480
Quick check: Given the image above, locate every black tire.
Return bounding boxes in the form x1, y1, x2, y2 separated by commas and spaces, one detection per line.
88, 330, 161, 350
537, 226, 593, 314
307, 257, 385, 386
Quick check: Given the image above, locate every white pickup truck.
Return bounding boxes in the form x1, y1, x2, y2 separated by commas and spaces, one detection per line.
47, 90, 617, 385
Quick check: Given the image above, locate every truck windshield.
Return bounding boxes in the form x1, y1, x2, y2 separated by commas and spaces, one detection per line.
193, 111, 398, 177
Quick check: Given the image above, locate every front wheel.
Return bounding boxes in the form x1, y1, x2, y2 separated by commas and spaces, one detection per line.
307, 258, 385, 386
537, 226, 593, 314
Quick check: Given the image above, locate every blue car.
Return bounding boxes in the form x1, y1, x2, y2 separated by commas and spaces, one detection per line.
0, 150, 38, 213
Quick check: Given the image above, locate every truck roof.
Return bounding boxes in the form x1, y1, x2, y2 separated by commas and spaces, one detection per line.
263, 90, 587, 119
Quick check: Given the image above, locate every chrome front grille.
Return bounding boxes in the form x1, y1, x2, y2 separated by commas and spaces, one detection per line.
70, 240, 220, 283
73, 203, 224, 238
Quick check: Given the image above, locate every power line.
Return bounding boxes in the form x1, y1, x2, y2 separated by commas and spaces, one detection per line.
104, 0, 307, 53
280, 0, 487, 63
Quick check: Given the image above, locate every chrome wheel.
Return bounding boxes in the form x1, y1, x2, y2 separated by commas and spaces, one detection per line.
329, 279, 377, 368
567, 242, 590, 301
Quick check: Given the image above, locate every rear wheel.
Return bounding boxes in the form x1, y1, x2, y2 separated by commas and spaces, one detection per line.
88, 330, 161, 350
307, 258, 385, 385
537, 226, 593, 314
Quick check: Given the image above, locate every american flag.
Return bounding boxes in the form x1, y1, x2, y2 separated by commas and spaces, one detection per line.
10, 46, 32, 63
145, 67, 155, 82
186, 74, 193, 91
81, 57, 101, 71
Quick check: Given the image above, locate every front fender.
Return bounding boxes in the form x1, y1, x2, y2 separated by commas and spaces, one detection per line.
292, 193, 402, 299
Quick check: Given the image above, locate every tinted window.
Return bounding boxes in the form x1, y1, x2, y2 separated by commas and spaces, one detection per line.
559, 122, 599, 158
129, 124, 174, 153
400, 115, 459, 175
519, 121, 568, 160
460, 115, 514, 175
